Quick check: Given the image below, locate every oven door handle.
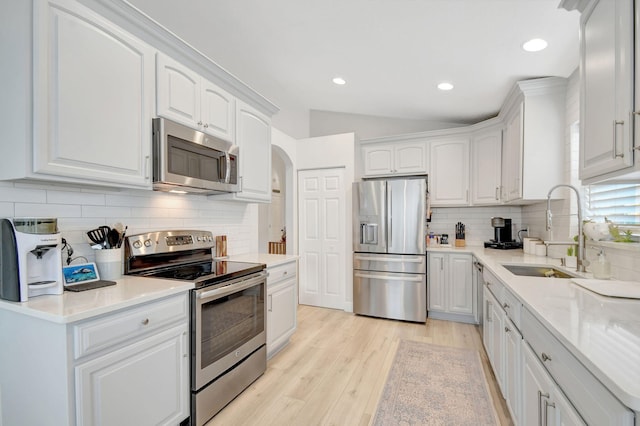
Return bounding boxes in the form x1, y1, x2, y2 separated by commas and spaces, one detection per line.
196, 272, 267, 300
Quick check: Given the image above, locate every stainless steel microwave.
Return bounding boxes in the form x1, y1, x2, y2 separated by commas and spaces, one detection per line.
152, 118, 240, 194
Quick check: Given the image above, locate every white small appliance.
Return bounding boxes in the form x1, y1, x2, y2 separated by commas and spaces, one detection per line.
0, 218, 63, 302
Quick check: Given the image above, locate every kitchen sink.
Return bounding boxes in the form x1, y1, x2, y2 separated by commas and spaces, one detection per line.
501, 264, 578, 279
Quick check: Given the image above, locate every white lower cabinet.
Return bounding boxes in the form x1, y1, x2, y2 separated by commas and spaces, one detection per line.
266, 260, 298, 358
522, 342, 584, 426
75, 324, 189, 425
428, 252, 475, 323
504, 317, 522, 425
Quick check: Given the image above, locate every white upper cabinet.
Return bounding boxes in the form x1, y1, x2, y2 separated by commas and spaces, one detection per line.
471, 127, 502, 205
429, 137, 470, 206
362, 141, 428, 177
500, 78, 567, 203
214, 100, 271, 202
579, 0, 636, 183
157, 53, 235, 142
30, 0, 155, 188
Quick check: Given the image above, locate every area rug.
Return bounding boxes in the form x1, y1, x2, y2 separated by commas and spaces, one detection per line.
372, 340, 499, 426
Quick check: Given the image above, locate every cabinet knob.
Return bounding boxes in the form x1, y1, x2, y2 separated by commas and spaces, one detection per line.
504, 326, 510, 333
141, 318, 149, 325
197, 121, 203, 126
204, 123, 209, 128
541, 352, 552, 362
283, 271, 288, 275
503, 302, 509, 309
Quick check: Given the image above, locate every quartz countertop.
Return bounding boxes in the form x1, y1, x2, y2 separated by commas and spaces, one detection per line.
429, 245, 640, 411
227, 253, 299, 268
0, 276, 193, 324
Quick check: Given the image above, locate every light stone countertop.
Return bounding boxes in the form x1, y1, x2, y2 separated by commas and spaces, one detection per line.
429, 244, 640, 411
227, 253, 299, 268
0, 276, 193, 324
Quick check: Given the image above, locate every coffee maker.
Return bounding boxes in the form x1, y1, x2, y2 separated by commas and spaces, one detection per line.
0, 218, 64, 302
484, 217, 522, 249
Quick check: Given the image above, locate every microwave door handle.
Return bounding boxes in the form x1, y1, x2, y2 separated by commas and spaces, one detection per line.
224, 152, 231, 183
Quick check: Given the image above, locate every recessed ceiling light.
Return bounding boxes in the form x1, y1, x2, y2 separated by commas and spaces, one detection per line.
332, 77, 346, 85
522, 38, 548, 52
437, 82, 454, 91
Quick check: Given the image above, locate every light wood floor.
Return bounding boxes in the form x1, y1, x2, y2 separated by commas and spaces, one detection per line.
206, 305, 513, 426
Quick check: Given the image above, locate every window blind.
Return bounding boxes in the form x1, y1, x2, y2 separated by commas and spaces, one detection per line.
586, 184, 640, 225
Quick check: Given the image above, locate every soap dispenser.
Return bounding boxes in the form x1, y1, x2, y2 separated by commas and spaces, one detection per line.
592, 249, 611, 280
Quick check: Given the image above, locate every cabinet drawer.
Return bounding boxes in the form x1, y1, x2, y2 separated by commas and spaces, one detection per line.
522, 308, 633, 425
268, 261, 297, 287
502, 288, 521, 329
73, 294, 189, 360
483, 268, 504, 301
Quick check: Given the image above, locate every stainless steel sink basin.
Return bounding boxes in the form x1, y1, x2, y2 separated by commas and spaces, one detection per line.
502, 264, 578, 279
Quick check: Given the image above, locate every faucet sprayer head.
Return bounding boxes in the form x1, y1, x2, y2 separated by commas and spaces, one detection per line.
546, 209, 553, 231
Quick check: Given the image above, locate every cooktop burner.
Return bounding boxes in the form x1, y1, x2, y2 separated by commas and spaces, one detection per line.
143, 260, 264, 287
484, 240, 523, 250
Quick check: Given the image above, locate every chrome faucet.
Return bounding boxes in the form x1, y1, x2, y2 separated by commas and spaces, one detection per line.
546, 184, 586, 273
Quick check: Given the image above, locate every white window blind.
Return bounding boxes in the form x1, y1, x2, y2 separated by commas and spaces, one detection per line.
586, 184, 640, 225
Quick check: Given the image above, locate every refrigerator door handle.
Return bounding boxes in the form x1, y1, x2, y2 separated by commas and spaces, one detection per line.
354, 255, 424, 263
354, 272, 423, 282
387, 184, 392, 250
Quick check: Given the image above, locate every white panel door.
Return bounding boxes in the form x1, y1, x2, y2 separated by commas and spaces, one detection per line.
298, 168, 346, 309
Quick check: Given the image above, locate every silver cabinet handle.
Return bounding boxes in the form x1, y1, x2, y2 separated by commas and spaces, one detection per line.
144, 155, 150, 180
613, 120, 625, 158
541, 352, 552, 362
486, 300, 492, 322
538, 391, 550, 426
268, 294, 273, 312
495, 186, 500, 200
543, 398, 555, 426
440, 257, 444, 270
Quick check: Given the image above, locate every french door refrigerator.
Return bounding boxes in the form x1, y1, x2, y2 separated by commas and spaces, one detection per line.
353, 177, 427, 322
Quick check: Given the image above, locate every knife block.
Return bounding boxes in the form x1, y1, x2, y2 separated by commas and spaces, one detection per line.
455, 239, 466, 247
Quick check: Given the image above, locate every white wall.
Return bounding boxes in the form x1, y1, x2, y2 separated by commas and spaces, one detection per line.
270, 127, 298, 256
310, 110, 468, 140
297, 133, 356, 311
0, 181, 258, 265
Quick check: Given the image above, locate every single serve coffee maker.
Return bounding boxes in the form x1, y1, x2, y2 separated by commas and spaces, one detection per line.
0, 218, 64, 302
484, 217, 522, 249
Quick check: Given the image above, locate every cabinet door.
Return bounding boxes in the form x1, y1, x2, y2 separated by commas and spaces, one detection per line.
362, 145, 394, 176
428, 253, 446, 311
267, 279, 297, 357
75, 324, 189, 426
33, 0, 154, 188
394, 142, 428, 175
232, 100, 271, 202
448, 254, 473, 315
483, 287, 493, 357
522, 341, 554, 426
580, 0, 634, 180
156, 53, 200, 128
429, 138, 470, 206
472, 129, 502, 205
488, 291, 505, 394
504, 318, 522, 425
201, 78, 235, 142
502, 104, 523, 202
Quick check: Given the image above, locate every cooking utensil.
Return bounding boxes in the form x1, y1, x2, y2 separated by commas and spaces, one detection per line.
87, 226, 110, 247
117, 226, 128, 248
107, 228, 120, 249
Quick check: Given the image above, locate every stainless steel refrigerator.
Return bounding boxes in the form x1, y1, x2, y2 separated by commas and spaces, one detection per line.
353, 177, 427, 322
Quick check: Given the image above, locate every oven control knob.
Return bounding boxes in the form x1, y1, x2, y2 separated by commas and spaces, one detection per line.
197, 236, 202, 242
144, 239, 152, 247
133, 240, 142, 249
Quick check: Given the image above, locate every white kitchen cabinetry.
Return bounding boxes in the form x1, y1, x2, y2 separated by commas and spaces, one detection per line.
471, 127, 502, 205
362, 141, 428, 177
0, 292, 190, 425
522, 307, 634, 425
28, 0, 155, 188
500, 78, 567, 203
484, 286, 505, 393
157, 53, 235, 142
578, 0, 636, 183
428, 252, 475, 323
266, 260, 298, 358
429, 137, 470, 206
215, 100, 271, 202
522, 342, 584, 426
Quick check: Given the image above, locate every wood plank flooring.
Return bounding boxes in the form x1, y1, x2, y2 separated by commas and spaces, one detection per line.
206, 305, 513, 426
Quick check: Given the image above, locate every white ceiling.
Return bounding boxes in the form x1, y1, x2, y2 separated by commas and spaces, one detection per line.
128, 0, 580, 125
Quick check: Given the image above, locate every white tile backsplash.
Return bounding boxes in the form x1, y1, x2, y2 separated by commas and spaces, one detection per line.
429, 206, 524, 244
0, 181, 259, 263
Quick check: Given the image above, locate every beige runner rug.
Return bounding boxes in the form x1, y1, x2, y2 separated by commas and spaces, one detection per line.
372, 340, 499, 426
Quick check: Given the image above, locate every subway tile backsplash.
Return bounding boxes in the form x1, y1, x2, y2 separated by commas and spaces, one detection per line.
2, 181, 258, 264
429, 206, 524, 244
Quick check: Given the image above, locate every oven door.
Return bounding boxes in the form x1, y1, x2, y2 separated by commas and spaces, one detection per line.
193, 271, 267, 390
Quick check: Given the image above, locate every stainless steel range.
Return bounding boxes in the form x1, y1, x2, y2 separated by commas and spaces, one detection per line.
124, 230, 267, 426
